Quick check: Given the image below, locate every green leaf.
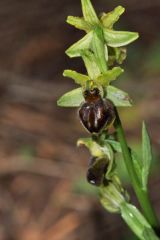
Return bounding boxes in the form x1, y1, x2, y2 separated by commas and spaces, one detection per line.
131, 150, 142, 186
81, 0, 99, 25
95, 67, 124, 86
91, 27, 107, 73
82, 50, 101, 79
67, 16, 91, 32
103, 28, 139, 47
106, 86, 132, 107
57, 88, 83, 107
63, 70, 90, 85
142, 122, 152, 191
101, 6, 125, 29
143, 228, 160, 240
120, 203, 155, 240
66, 31, 93, 58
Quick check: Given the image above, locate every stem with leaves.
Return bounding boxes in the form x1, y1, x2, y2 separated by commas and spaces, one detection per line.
57, 0, 160, 239
114, 109, 159, 228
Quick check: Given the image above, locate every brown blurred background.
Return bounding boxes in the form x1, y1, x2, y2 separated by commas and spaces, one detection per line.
0, 0, 160, 239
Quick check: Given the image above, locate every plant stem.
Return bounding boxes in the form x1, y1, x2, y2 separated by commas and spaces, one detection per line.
114, 108, 159, 229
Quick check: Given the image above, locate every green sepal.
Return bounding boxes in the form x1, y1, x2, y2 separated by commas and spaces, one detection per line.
77, 138, 104, 157
95, 67, 124, 86
101, 6, 125, 29
57, 88, 83, 107
106, 86, 132, 107
107, 47, 127, 66
100, 176, 126, 213
103, 28, 139, 47
141, 122, 152, 191
120, 203, 158, 240
115, 47, 127, 64
81, 0, 99, 25
82, 50, 101, 79
66, 31, 93, 58
63, 70, 90, 85
57, 85, 132, 108
77, 137, 113, 161
67, 16, 91, 32
91, 27, 107, 73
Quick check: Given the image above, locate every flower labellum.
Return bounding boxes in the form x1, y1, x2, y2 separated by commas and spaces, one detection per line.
79, 88, 115, 133
87, 156, 108, 186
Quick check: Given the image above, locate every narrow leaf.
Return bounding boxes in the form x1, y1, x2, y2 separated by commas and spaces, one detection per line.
57, 88, 83, 107
131, 150, 143, 186
106, 86, 132, 107
143, 228, 159, 240
81, 0, 99, 25
120, 203, 155, 240
142, 122, 152, 191
91, 27, 107, 73
95, 67, 124, 86
101, 6, 125, 29
103, 28, 139, 47
67, 16, 91, 32
82, 50, 101, 79
63, 70, 90, 85
66, 31, 93, 58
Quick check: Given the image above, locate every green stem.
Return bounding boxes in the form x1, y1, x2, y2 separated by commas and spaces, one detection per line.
114, 108, 159, 229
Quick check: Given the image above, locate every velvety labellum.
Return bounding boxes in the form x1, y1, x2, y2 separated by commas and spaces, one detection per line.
79, 88, 115, 133
87, 157, 108, 186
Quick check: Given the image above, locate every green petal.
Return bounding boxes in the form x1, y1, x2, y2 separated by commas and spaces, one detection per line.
103, 28, 139, 47
66, 31, 93, 58
101, 6, 125, 29
81, 0, 99, 25
63, 70, 90, 85
95, 67, 124, 86
67, 16, 91, 32
57, 88, 83, 107
142, 122, 152, 191
107, 86, 132, 107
